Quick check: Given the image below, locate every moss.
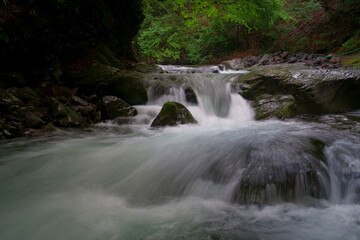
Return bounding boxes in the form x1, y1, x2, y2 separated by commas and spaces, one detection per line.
343, 54, 360, 67
151, 101, 197, 127
281, 101, 297, 118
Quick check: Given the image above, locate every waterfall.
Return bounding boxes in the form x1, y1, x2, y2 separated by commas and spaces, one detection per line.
143, 72, 254, 124
0, 65, 359, 240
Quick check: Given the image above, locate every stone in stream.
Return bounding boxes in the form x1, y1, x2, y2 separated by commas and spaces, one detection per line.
97, 96, 138, 120
49, 98, 87, 127
151, 101, 197, 127
184, 87, 198, 104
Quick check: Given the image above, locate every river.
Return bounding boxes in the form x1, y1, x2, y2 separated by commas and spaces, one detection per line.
0, 67, 359, 240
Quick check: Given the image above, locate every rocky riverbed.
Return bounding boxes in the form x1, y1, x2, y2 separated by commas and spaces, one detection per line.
1, 53, 359, 139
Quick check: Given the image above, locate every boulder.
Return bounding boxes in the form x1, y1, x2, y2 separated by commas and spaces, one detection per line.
236, 67, 360, 118
49, 99, 87, 127
97, 96, 138, 120
232, 137, 329, 204
151, 101, 197, 127
0, 89, 24, 114
253, 94, 296, 120
0, 119, 16, 139
7, 87, 41, 103
97, 74, 148, 105
222, 59, 246, 70
184, 87, 198, 104
287, 56, 298, 63
257, 54, 272, 65
64, 62, 121, 90
24, 113, 46, 128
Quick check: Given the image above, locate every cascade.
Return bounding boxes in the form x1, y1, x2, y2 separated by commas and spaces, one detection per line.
0, 65, 359, 240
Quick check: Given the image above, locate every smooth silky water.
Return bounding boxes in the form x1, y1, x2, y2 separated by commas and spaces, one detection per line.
0, 68, 360, 240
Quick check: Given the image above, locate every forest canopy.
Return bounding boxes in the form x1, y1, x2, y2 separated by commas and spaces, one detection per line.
136, 0, 289, 63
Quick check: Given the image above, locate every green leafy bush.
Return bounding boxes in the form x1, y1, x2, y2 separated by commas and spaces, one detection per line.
285, 0, 322, 22
136, 0, 288, 63
342, 31, 360, 51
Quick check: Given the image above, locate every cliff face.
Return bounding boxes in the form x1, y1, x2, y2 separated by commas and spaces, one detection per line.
0, 0, 144, 77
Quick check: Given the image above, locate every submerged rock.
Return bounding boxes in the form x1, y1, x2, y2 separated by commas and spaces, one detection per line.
97, 96, 138, 120
151, 101, 197, 127
184, 87, 198, 104
232, 138, 329, 204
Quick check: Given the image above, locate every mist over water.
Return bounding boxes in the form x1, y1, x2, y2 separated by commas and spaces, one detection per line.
0, 68, 360, 240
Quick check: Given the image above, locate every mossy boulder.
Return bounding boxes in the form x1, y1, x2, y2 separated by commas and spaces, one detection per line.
97, 74, 148, 105
97, 96, 138, 120
151, 101, 197, 127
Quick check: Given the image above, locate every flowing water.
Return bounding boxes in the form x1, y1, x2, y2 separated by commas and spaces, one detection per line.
0, 67, 360, 240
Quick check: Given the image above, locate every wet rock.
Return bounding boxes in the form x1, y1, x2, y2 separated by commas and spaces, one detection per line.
184, 87, 198, 104
0, 89, 24, 114
274, 56, 282, 62
253, 94, 296, 120
287, 57, 298, 63
151, 101, 197, 127
24, 113, 46, 128
73, 104, 101, 123
222, 59, 246, 70
236, 67, 360, 117
232, 137, 329, 204
97, 96, 138, 120
0, 119, 15, 139
280, 51, 289, 58
131, 63, 164, 73
7, 87, 42, 103
257, 54, 272, 65
314, 57, 329, 65
50, 99, 87, 127
0, 89, 24, 106
71, 96, 89, 107
97, 74, 148, 105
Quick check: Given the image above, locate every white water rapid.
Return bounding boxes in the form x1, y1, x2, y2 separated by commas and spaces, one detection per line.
0, 67, 360, 240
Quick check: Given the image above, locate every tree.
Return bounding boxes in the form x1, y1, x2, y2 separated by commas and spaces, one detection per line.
136, 0, 289, 63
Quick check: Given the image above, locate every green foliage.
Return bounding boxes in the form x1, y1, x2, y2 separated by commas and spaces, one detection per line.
172, 0, 290, 30
137, 0, 288, 63
342, 31, 360, 51
136, 12, 183, 62
285, 0, 322, 22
